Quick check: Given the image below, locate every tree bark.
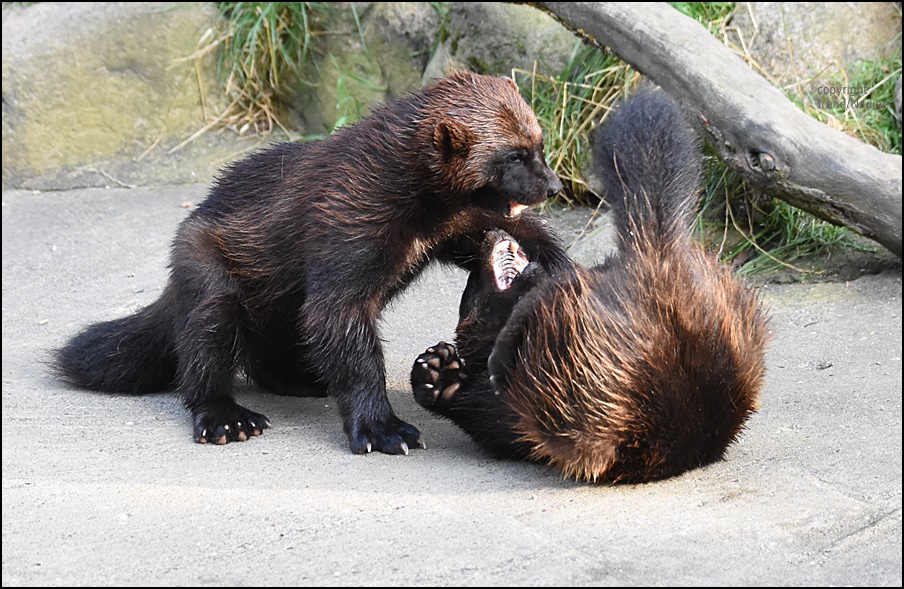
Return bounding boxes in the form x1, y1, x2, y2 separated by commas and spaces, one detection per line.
529, 2, 902, 257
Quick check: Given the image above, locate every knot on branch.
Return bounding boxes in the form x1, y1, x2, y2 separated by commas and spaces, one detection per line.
748, 150, 776, 172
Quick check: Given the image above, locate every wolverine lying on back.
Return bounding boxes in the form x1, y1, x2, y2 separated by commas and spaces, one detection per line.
54, 70, 572, 454
412, 92, 770, 483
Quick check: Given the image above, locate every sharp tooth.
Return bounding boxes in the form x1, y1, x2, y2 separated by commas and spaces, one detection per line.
509, 203, 528, 217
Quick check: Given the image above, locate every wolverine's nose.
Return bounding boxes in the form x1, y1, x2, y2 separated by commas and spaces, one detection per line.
547, 174, 564, 198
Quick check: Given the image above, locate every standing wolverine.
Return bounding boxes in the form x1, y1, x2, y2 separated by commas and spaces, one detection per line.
54, 70, 571, 454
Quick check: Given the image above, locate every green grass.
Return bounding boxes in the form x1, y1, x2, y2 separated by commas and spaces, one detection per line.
710, 54, 902, 275
212, 2, 393, 136
669, 2, 735, 33
213, 2, 330, 134
430, 2, 452, 51
693, 154, 874, 276
330, 52, 387, 131
671, 2, 897, 274
512, 2, 897, 275
512, 43, 641, 206
210, 2, 898, 275
799, 57, 902, 156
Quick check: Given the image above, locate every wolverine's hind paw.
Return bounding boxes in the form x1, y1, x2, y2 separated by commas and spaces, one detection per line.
411, 341, 463, 408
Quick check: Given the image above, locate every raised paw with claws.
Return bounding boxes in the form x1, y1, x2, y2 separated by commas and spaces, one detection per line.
411, 341, 464, 409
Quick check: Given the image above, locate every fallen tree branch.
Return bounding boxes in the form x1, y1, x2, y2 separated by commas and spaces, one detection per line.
529, 2, 902, 256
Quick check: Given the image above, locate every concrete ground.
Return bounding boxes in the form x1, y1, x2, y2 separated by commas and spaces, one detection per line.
2, 184, 901, 586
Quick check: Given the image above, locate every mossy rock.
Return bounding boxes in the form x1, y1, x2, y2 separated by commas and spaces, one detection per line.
423, 2, 577, 81
2, 2, 237, 189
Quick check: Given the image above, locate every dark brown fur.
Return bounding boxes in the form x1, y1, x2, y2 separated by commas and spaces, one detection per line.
411, 93, 770, 483
54, 70, 572, 454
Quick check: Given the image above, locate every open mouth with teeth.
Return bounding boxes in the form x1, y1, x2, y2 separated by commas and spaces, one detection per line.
505, 202, 530, 219
491, 236, 530, 291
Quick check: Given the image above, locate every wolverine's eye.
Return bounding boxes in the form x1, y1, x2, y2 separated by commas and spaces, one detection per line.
507, 151, 528, 163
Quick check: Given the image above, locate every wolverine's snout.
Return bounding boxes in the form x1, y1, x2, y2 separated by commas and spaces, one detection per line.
546, 172, 564, 198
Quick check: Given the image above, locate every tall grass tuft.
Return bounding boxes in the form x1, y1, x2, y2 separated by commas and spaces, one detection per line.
796, 57, 902, 156
207, 2, 897, 274
214, 2, 329, 135
512, 43, 641, 206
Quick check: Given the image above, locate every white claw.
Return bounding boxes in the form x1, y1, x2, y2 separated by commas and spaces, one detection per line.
423, 383, 434, 389
401, 442, 409, 456
366, 442, 372, 453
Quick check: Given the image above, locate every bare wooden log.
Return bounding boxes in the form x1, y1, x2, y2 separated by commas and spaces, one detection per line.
529, 2, 902, 257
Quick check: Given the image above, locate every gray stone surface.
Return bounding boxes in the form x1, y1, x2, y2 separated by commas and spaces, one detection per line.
3, 4, 900, 584
2, 184, 901, 586
5, 1, 575, 186
423, 2, 578, 81
1, 2, 241, 191
732, 2, 902, 88
288, 2, 441, 134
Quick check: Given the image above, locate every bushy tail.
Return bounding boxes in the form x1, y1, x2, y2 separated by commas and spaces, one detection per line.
592, 92, 701, 251
53, 298, 177, 394
502, 256, 768, 485
496, 93, 769, 484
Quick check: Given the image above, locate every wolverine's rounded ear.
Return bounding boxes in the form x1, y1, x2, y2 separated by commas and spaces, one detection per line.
433, 119, 472, 161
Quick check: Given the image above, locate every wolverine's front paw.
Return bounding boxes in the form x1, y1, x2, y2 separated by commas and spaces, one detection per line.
348, 416, 425, 455
192, 398, 271, 445
411, 341, 463, 408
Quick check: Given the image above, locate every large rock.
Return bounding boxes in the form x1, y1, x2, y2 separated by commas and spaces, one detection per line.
287, 2, 440, 135
423, 2, 577, 81
2, 2, 237, 190
363, 2, 440, 97
1, 2, 571, 189
732, 2, 901, 88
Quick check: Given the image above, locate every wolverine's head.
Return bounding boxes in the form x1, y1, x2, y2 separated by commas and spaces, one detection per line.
425, 71, 563, 218
447, 229, 547, 372
453, 230, 545, 351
